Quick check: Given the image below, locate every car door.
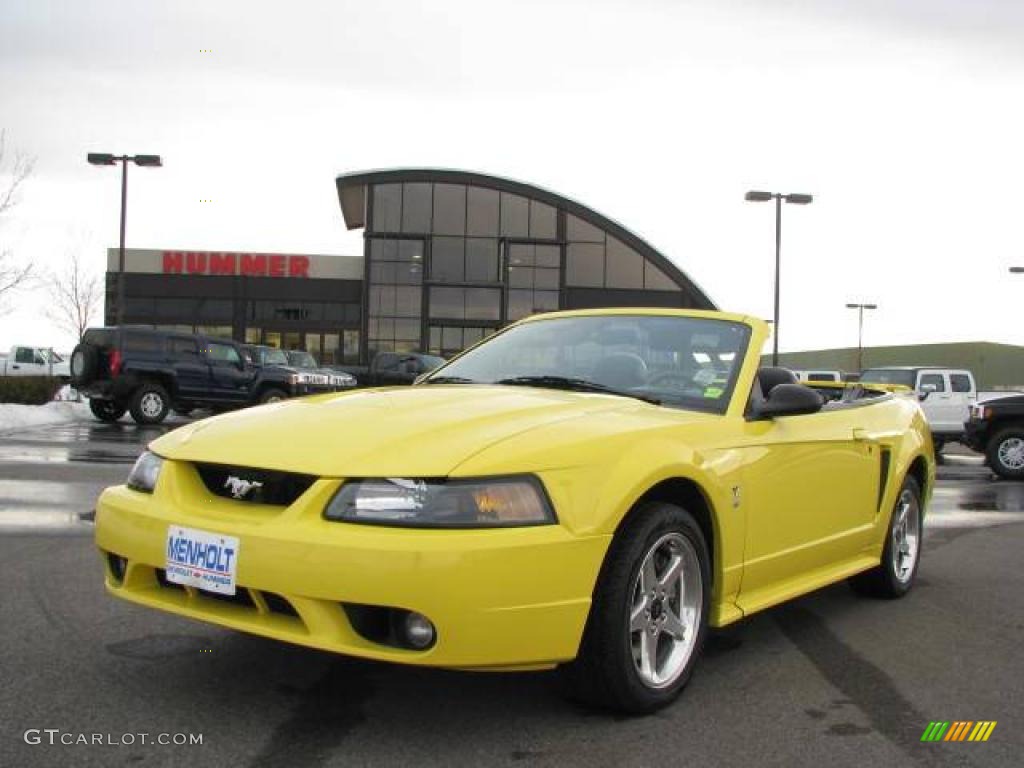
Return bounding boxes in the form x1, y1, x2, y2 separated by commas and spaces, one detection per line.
168, 337, 210, 400
948, 371, 976, 429
204, 341, 253, 403
373, 353, 404, 385
736, 407, 880, 611
917, 370, 957, 433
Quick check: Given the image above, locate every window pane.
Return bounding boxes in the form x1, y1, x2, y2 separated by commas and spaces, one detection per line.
430, 286, 464, 319
567, 213, 605, 243
535, 244, 560, 268
398, 239, 425, 263
467, 186, 499, 236
507, 290, 533, 321
401, 182, 432, 233
323, 333, 340, 364
534, 290, 559, 311
535, 267, 560, 290
950, 374, 972, 393
463, 327, 483, 347
566, 243, 605, 287
431, 237, 465, 281
304, 334, 322, 363
395, 286, 422, 317
429, 326, 441, 353
394, 319, 420, 341
432, 183, 466, 236
500, 192, 529, 236
465, 288, 500, 320
644, 260, 678, 290
371, 238, 399, 261
605, 236, 643, 289
920, 373, 946, 392
508, 265, 533, 288
508, 243, 534, 267
442, 326, 462, 350
465, 238, 499, 282
372, 184, 402, 231
529, 200, 557, 239
394, 261, 424, 284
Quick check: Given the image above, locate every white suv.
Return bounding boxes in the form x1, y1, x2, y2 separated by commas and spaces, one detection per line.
859, 366, 977, 451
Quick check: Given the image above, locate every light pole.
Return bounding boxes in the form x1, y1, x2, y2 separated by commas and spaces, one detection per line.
845, 302, 877, 372
87, 153, 162, 325
1011, 267, 1024, 274
744, 190, 813, 365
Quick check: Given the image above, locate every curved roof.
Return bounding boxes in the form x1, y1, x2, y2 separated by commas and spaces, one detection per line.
335, 168, 715, 310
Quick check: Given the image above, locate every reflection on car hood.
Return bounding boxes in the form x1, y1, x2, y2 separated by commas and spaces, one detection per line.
151, 385, 655, 477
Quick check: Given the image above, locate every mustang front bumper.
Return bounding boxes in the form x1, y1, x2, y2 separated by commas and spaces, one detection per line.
94, 460, 609, 670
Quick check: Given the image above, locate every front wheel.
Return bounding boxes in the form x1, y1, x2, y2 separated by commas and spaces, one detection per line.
850, 476, 922, 598
88, 398, 126, 423
259, 388, 288, 404
129, 383, 170, 425
561, 502, 710, 714
987, 427, 1024, 480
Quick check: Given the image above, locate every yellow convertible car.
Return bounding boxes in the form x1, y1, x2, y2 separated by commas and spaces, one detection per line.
95, 308, 934, 713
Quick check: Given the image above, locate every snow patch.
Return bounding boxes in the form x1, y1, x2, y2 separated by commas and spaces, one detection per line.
0, 400, 91, 434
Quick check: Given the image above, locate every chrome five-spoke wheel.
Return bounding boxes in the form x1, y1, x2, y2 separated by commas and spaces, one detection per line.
630, 532, 703, 689
891, 487, 920, 584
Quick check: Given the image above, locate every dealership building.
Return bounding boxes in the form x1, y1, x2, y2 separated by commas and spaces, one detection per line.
105, 169, 714, 364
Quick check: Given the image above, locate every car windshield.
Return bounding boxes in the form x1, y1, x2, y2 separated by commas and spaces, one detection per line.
860, 369, 916, 387
288, 352, 318, 368
262, 348, 289, 366
422, 314, 750, 414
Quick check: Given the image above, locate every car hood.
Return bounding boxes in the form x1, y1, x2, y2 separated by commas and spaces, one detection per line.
150, 385, 664, 477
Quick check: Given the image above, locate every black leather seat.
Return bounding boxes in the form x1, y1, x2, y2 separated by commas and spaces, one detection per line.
593, 353, 649, 390
757, 367, 798, 396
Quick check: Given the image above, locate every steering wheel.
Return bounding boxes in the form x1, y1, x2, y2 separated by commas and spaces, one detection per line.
647, 371, 695, 388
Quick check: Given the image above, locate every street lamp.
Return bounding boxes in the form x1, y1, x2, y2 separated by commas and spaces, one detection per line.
744, 190, 814, 365
845, 302, 878, 372
1010, 267, 1024, 274
87, 152, 163, 325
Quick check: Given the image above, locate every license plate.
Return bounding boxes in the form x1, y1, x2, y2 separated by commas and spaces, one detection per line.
165, 526, 240, 595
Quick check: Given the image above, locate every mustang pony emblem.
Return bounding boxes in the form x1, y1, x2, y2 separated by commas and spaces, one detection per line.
224, 476, 263, 500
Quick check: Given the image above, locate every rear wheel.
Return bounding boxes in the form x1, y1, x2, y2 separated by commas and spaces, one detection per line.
88, 398, 126, 423
987, 427, 1024, 480
850, 476, 922, 598
561, 502, 710, 714
129, 383, 170, 425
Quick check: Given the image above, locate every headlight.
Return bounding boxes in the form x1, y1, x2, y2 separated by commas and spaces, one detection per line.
127, 451, 163, 493
324, 476, 556, 528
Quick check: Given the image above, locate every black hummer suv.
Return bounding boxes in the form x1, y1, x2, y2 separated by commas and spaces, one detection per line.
71, 327, 340, 425
964, 395, 1024, 480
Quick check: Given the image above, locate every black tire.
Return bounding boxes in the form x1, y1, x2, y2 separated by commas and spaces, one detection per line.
986, 427, 1024, 480
561, 502, 711, 714
70, 344, 98, 386
259, 388, 288, 404
850, 476, 922, 598
88, 398, 126, 423
129, 383, 171, 425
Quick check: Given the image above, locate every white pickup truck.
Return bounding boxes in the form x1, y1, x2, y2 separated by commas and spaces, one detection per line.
0, 346, 71, 378
859, 366, 976, 451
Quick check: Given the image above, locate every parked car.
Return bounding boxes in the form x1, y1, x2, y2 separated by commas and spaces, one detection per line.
339, 351, 446, 387
792, 369, 843, 383
71, 327, 344, 425
0, 345, 70, 378
242, 345, 356, 392
964, 395, 1024, 479
95, 308, 933, 713
859, 366, 976, 451
284, 350, 357, 390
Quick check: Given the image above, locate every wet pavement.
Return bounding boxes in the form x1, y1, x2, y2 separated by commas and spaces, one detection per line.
0, 418, 1021, 767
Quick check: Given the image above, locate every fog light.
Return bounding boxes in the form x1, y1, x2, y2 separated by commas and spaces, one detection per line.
106, 552, 127, 584
402, 611, 436, 649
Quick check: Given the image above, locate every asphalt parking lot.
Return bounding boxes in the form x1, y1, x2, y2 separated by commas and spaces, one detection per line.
0, 419, 1021, 767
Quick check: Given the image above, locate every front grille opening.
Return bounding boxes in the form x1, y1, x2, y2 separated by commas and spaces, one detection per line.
197, 587, 257, 611
263, 592, 299, 618
194, 463, 316, 506
155, 568, 185, 592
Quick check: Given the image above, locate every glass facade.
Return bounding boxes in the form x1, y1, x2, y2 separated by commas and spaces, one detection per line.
359, 174, 698, 359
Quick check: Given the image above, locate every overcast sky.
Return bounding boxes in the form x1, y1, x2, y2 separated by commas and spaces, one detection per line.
1, 0, 1022, 353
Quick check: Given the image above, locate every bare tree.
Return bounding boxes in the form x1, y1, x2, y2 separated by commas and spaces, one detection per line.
0, 129, 36, 312
46, 251, 102, 342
